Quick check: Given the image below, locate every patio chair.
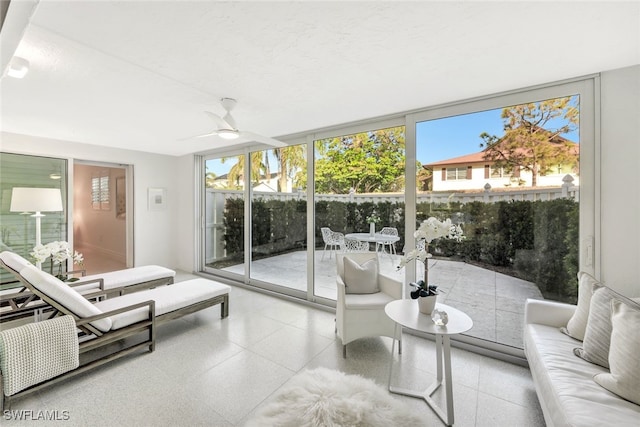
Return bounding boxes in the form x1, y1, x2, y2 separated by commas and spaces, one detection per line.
321, 227, 345, 260
0, 251, 175, 321
376, 227, 398, 255
335, 252, 402, 358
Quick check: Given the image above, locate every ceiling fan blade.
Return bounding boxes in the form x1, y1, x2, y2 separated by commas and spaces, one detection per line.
204, 111, 233, 130
240, 131, 287, 147
178, 131, 219, 141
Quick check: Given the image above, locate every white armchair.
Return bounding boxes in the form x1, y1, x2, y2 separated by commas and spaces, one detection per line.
335, 252, 403, 358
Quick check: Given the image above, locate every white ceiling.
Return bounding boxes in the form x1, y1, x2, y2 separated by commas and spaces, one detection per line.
1, 1, 638, 156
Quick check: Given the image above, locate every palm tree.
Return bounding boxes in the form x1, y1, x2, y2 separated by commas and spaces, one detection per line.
221, 154, 266, 188
272, 145, 306, 192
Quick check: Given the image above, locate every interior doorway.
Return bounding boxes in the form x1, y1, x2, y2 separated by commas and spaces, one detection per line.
73, 161, 133, 275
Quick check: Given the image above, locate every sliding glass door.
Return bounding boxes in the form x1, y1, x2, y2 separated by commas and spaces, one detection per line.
0, 152, 68, 288
313, 126, 406, 300
249, 145, 307, 294
202, 155, 246, 277
409, 80, 594, 350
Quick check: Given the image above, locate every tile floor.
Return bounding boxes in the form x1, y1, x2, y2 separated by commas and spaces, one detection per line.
223, 250, 544, 348
3, 271, 546, 427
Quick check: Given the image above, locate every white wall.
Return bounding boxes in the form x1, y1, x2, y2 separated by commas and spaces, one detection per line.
0, 132, 180, 269
176, 154, 196, 273
599, 65, 640, 296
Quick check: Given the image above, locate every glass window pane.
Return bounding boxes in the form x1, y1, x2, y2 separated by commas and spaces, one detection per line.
0, 152, 68, 288
415, 95, 580, 348
249, 145, 307, 293
203, 156, 245, 275
314, 126, 405, 300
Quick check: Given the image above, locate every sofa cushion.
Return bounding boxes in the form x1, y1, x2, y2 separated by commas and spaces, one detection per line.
524, 322, 640, 427
20, 265, 112, 332
574, 285, 640, 368
562, 271, 600, 341
593, 300, 640, 405
343, 257, 379, 294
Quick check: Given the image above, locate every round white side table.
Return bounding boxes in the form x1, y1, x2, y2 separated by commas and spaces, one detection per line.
385, 299, 473, 426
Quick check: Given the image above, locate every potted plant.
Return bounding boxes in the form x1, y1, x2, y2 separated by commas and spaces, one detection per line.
398, 217, 464, 314
31, 241, 84, 282
366, 212, 381, 236
409, 280, 442, 314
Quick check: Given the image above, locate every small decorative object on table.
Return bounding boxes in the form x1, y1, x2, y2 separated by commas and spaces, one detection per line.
31, 241, 84, 281
409, 280, 441, 314
366, 212, 381, 236
431, 308, 449, 326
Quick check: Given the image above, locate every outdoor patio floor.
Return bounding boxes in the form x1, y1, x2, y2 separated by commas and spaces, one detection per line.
222, 249, 544, 349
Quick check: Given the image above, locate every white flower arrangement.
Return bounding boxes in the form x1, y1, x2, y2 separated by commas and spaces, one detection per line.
31, 241, 84, 279
397, 217, 464, 270
366, 212, 381, 224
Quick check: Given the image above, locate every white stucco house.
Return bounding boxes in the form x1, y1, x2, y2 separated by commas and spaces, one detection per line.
426, 135, 580, 192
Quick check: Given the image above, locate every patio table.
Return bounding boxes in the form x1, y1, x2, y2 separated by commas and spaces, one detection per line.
345, 232, 400, 257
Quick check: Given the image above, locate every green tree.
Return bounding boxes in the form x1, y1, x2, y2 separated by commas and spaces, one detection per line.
480, 96, 579, 187
309, 126, 405, 194
221, 154, 266, 189
273, 145, 307, 191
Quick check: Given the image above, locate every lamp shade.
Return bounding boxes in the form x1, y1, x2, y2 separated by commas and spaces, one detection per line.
10, 188, 63, 213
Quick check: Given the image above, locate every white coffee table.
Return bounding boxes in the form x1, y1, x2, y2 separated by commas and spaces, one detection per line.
385, 299, 473, 426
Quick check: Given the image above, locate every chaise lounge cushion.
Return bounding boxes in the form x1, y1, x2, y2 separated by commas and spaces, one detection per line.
0, 251, 33, 274
95, 278, 230, 330
73, 265, 176, 293
21, 265, 112, 332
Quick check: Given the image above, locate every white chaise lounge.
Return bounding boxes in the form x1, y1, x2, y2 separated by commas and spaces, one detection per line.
0, 251, 175, 320
0, 264, 231, 409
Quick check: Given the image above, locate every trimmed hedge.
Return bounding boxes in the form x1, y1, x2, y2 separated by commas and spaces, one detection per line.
219, 197, 578, 303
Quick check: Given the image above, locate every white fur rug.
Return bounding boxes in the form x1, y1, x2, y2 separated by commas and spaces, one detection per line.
245, 367, 425, 427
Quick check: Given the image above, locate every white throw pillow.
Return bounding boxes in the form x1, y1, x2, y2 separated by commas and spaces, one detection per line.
574, 284, 640, 368
593, 299, 640, 405
343, 257, 379, 294
562, 271, 600, 341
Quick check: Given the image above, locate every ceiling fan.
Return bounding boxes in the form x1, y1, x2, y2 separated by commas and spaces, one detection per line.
187, 98, 286, 147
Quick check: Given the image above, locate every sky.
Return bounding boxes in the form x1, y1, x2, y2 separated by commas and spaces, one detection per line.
207, 97, 580, 175
417, 102, 580, 165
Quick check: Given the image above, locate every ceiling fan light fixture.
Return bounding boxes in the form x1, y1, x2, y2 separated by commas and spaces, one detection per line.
7, 56, 29, 78
218, 129, 239, 140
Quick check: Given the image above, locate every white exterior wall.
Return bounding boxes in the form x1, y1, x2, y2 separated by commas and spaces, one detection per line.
432, 165, 579, 191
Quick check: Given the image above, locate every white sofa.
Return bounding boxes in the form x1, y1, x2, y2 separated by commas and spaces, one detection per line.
523, 299, 640, 427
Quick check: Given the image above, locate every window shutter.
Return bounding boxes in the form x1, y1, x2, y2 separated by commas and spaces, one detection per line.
441, 168, 447, 181
466, 166, 472, 179
484, 165, 490, 179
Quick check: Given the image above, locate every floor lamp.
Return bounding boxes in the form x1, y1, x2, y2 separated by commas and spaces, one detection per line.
10, 187, 63, 269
